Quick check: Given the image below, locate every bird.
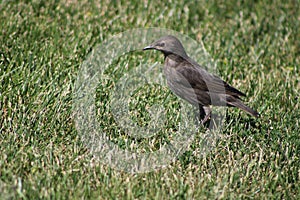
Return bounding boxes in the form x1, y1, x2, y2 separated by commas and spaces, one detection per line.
143, 35, 259, 125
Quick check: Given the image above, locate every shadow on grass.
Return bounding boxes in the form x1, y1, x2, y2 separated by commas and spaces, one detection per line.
225, 114, 262, 130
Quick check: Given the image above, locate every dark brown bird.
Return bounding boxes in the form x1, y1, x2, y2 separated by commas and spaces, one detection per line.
143, 35, 259, 124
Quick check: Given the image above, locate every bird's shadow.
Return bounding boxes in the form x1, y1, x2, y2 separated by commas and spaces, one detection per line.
224, 113, 262, 130
192, 110, 262, 131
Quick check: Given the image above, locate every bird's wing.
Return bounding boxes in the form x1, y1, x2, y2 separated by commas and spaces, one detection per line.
175, 59, 246, 97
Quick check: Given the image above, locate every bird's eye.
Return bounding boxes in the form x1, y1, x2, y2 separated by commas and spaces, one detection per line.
158, 42, 165, 47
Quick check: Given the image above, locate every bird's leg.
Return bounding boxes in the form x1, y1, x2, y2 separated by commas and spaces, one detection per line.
198, 105, 206, 120
202, 106, 212, 125
198, 105, 211, 126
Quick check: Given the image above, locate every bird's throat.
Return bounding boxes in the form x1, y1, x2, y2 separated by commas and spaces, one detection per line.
165, 54, 185, 69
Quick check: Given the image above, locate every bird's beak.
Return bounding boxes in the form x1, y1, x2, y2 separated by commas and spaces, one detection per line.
143, 45, 155, 51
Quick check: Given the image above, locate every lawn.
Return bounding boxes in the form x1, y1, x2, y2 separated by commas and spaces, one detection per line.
0, 0, 299, 199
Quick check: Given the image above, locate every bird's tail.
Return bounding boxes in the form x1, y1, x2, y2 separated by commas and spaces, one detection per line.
227, 98, 259, 118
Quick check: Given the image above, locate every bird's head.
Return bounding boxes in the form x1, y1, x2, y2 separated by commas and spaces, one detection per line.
143, 35, 188, 58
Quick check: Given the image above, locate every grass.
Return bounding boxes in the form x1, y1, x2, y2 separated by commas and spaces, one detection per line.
1, 0, 299, 199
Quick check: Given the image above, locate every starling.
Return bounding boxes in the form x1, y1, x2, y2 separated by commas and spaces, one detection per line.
143, 35, 259, 124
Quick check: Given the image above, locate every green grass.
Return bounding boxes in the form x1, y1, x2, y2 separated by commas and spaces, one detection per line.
1, 0, 299, 199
